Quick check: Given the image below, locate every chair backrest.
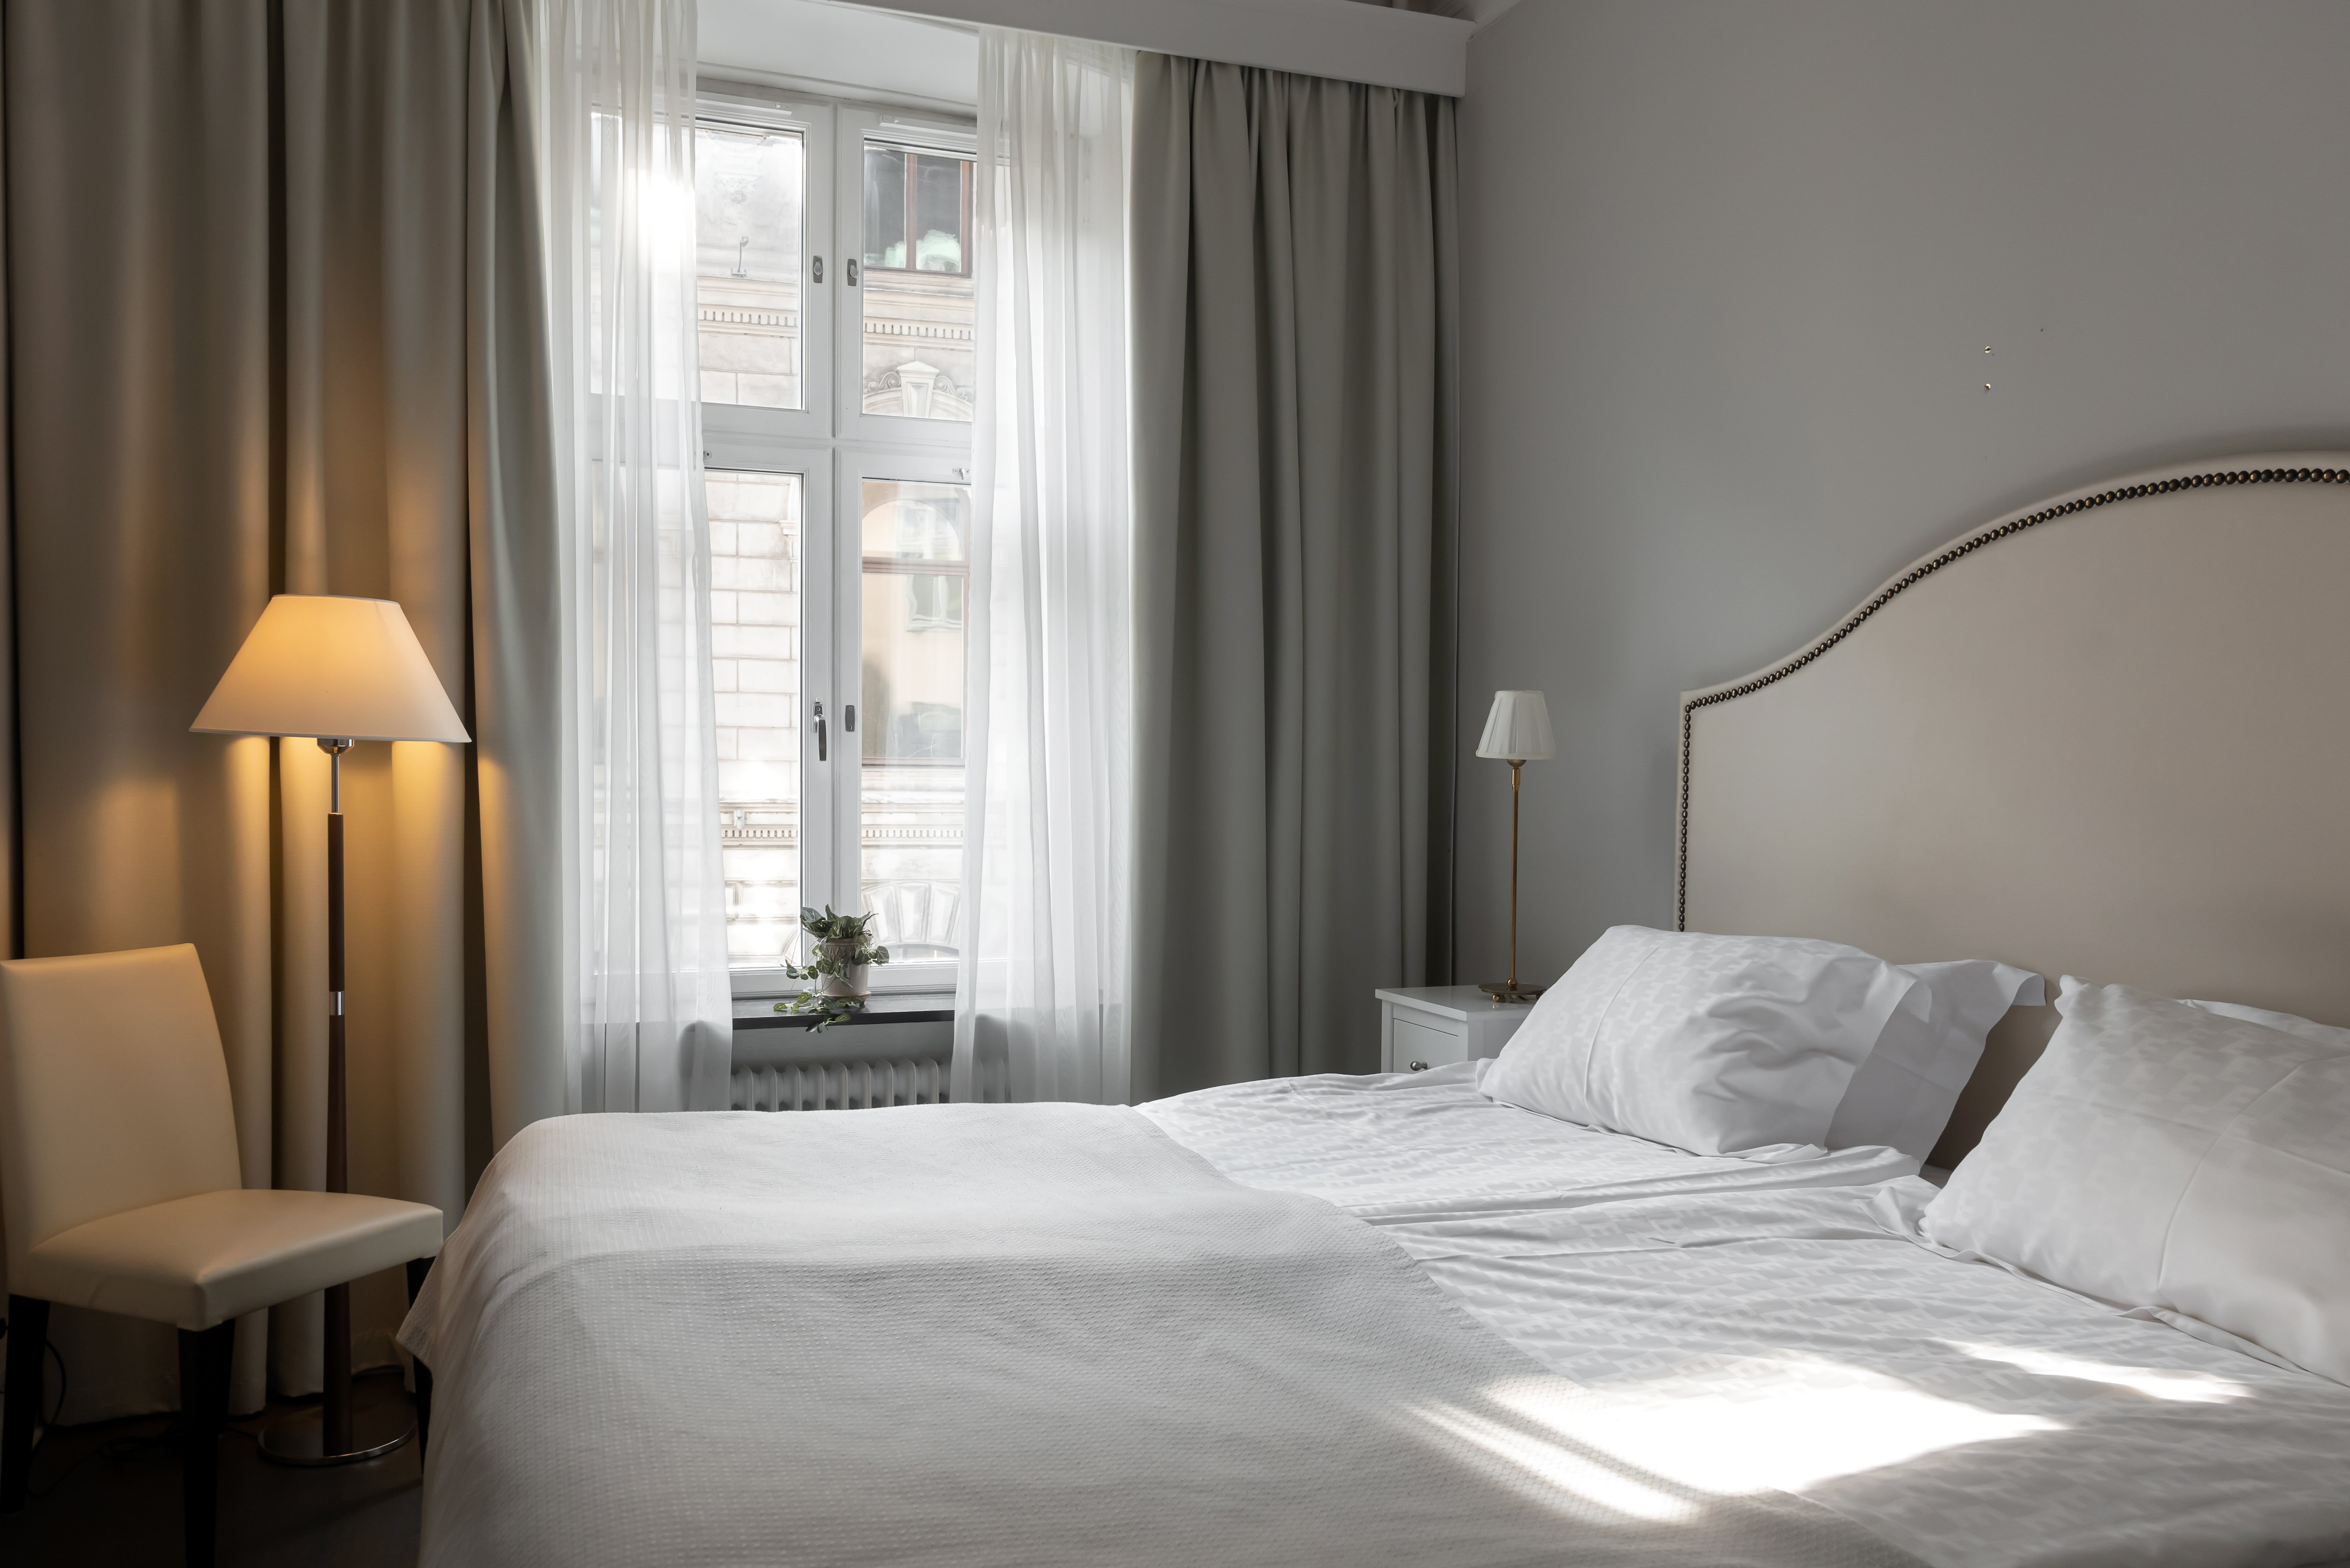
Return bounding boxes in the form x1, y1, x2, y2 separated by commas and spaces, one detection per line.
0, 945, 242, 1271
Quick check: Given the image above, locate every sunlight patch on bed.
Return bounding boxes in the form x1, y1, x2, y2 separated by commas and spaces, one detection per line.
1409, 1400, 1699, 1521
1478, 1360, 2061, 1496
1947, 1342, 2251, 1403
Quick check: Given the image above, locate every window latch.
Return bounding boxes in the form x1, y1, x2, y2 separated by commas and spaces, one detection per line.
812, 254, 824, 283
846, 258, 860, 287
844, 704, 856, 733
813, 701, 827, 763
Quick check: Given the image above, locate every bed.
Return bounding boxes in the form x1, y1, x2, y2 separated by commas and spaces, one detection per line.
1167, 1063, 2350, 1568
404, 454, 2350, 1568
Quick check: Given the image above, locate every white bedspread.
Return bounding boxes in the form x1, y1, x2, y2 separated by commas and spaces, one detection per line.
403, 1104, 1922, 1568
1398, 1184, 2350, 1568
1155, 1068, 2350, 1568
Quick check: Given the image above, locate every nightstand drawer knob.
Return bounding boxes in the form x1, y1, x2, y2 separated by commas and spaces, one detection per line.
1408, 1060, 1429, 1072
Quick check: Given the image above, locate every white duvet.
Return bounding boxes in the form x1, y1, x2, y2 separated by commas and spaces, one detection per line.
403, 1103, 1919, 1568
404, 1064, 2350, 1568
1152, 1065, 2350, 1568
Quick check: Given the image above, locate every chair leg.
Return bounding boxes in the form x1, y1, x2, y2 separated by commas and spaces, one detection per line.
405, 1258, 435, 1459
3, 1294, 50, 1512
177, 1319, 235, 1568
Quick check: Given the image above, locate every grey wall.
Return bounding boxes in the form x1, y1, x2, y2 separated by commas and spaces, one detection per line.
1454, 0, 2350, 983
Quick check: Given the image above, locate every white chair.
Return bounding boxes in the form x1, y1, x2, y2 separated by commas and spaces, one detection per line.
0, 944, 442, 1568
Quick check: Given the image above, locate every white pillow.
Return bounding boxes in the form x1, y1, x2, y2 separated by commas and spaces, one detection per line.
1825, 960, 2044, 1159
1482, 926, 1919, 1156
1923, 977, 2350, 1384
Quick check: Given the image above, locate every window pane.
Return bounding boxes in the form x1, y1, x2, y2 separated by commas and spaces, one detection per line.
861, 146, 907, 271
912, 155, 967, 272
859, 479, 968, 960
859, 144, 975, 423
696, 126, 804, 410
709, 469, 803, 967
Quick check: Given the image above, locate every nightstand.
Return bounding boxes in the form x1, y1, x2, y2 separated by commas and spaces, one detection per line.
1376, 985, 1535, 1074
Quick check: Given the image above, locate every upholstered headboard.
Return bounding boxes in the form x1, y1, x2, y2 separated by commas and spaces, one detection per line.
1676, 455, 2350, 1167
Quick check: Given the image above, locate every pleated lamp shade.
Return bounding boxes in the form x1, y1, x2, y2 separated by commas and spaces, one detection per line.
1475, 690, 1554, 762
191, 595, 471, 743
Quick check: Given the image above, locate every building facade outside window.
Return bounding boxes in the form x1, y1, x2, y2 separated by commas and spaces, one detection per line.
695, 85, 975, 993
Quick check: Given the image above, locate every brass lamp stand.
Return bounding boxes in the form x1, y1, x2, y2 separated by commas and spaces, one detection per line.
1475, 690, 1553, 1003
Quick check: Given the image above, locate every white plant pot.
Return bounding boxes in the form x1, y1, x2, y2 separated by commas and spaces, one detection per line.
817, 938, 869, 998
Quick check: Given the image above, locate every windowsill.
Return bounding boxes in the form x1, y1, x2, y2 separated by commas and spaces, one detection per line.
730, 962, 957, 999
735, 991, 954, 1031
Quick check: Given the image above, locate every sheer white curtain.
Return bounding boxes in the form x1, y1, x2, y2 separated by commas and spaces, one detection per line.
534, 0, 732, 1112
953, 31, 1137, 1105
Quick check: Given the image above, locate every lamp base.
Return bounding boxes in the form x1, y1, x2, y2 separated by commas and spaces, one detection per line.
256, 1403, 414, 1467
1477, 981, 1544, 1003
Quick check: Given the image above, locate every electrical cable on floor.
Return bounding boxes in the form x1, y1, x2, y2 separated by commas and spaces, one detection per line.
44, 1338, 67, 1440
0, 1314, 69, 1450
0, 1314, 106, 1503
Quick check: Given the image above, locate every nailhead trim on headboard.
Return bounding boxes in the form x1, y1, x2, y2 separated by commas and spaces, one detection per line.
1674, 465, 2350, 932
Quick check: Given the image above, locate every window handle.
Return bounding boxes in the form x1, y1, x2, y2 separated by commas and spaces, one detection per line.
813, 701, 827, 763
846, 258, 860, 287
844, 704, 856, 733
812, 254, 824, 283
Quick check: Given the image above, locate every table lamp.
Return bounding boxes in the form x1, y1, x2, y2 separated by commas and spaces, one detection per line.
192, 595, 470, 1464
1475, 690, 1553, 1003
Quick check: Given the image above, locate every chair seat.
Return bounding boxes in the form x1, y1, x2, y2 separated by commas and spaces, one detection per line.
16, 1188, 442, 1331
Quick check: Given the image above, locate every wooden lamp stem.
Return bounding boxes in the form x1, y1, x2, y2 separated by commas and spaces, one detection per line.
323, 740, 353, 1456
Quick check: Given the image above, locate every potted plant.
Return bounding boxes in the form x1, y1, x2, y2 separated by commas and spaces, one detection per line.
774, 906, 890, 1031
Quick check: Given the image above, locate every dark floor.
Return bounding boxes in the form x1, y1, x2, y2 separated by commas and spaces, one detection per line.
0, 1370, 421, 1567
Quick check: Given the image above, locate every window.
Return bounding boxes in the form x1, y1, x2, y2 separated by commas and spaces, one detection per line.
696, 125, 806, 409
855, 137, 977, 426
696, 88, 975, 994
707, 468, 804, 967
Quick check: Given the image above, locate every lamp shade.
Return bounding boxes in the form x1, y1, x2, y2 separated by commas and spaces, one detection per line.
191, 595, 470, 743
1475, 689, 1553, 762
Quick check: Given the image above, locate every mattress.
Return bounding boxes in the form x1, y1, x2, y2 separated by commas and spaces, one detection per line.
1151, 1068, 2350, 1568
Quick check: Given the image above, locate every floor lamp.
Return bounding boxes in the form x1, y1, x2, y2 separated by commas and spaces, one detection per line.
192, 595, 471, 1464
1476, 690, 1554, 1003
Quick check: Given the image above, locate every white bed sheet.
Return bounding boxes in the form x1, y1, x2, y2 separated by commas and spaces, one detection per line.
1147, 1072, 2350, 1568
1139, 1061, 1916, 1221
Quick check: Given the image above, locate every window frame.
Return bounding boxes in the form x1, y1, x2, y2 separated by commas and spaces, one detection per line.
698, 88, 976, 1000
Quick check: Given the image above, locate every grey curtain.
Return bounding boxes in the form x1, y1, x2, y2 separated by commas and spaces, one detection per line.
1, 0, 559, 1421
1129, 54, 1460, 1098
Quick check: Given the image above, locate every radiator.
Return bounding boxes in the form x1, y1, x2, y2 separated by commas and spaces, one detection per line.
729, 1051, 1010, 1111
731, 1055, 947, 1112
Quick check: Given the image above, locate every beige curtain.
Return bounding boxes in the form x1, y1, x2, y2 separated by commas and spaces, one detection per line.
2, 0, 560, 1420
1129, 54, 1461, 1098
